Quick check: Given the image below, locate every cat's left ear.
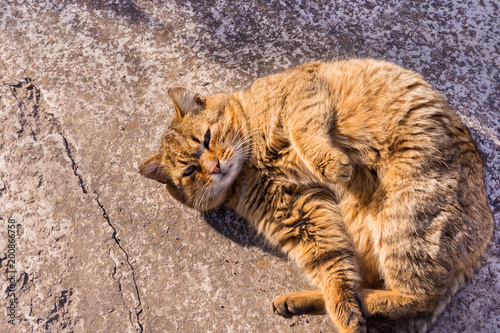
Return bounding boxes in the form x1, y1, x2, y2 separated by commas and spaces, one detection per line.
168, 87, 205, 119
139, 154, 168, 183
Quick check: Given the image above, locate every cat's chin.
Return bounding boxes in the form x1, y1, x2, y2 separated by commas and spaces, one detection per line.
196, 159, 242, 211
194, 196, 226, 212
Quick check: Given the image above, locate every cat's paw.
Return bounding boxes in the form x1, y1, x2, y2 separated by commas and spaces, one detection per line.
330, 296, 367, 333
317, 151, 352, 183
271, 290, 327, 318
271, 295, 300, 318
334, 303, 367, 333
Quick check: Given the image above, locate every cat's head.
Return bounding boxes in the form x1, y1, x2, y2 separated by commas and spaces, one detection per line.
140, 87, 247, 211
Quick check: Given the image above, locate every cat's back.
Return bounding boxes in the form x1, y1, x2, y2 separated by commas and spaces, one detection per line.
316, 60, 479, 166
319, 59, 446, 131
242, 58, 486, 180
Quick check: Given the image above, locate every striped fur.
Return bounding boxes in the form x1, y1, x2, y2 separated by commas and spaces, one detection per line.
140, 59, 494, 333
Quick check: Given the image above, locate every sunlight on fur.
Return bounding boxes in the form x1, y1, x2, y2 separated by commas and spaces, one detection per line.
140, 59, 494, 333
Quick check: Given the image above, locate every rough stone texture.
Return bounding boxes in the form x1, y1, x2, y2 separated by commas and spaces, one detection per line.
0, 1, 498, 332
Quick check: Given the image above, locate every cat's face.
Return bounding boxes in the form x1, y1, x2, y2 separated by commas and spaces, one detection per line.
140, 87, 246, 211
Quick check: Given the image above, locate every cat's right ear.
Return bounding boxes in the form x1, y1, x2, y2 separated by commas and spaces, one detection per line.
168, 87, 205, 119
139, 154, 168, 183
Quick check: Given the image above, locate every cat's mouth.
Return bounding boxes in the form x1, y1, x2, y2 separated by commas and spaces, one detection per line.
212, 161, 232, 179
210, 158, 241, 191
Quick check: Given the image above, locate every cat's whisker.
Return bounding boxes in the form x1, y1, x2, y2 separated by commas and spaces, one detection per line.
196, 193, 204, 211
234, 146, 253, 159
188, 187, 209, 210
232, 124, 266, 145
231, 127, 265, 150
194, 192, 204, 211
233, 139, 254, 152
231, 110, 267, 145
195, 184, 215, 211
231, 127, 266, 155
186, 191, 199, 208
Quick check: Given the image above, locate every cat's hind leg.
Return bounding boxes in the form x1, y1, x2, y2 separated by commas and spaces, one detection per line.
361, 289, 436, 333
270, 288, 440, 332
270, 287, 442, 332
359, 138, 490, 332
266, 189, 366, 333
271, 289, 326, 317
361, 289, 438, 320
360, 275, 469, 332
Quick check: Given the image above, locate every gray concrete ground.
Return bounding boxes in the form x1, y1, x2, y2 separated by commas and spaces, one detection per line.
0, 1, 498, 332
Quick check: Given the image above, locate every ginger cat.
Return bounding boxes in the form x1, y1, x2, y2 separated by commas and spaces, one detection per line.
140, 59, 494, 333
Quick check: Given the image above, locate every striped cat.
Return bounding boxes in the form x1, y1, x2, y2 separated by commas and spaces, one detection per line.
140, 59, 494, 333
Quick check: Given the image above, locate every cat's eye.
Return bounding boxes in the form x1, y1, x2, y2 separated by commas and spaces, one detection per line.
183, 165, 196, 177
203, 129, 211, 150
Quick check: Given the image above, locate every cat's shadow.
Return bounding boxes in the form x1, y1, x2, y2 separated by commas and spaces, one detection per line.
202, 207, 285, 258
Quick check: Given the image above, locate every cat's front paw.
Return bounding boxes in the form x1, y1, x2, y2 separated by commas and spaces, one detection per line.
334, 302, 367, 333
271, 294, 306, 318
329, 293, 367, 333
271, 291, 326, 318
317, 151, 352, 183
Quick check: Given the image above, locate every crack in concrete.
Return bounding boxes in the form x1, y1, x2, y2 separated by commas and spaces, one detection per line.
61, 135, 88, 194
8, 77, 144, 331
0, 176, 7, 198
94, 190, 144, 332
9, 77, 88, 194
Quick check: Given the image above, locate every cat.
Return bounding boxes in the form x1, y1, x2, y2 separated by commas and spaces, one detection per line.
139, 59, 494, 333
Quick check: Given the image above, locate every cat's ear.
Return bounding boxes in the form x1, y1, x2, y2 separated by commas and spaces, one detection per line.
139, 154, 168, 183
168, 87, 206, 119
139, 154, 187, 203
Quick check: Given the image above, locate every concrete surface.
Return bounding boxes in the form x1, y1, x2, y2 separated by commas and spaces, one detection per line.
0, 0, 498, 332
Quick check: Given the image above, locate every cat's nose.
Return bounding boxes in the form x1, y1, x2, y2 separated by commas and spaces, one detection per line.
208, 160, 220, 174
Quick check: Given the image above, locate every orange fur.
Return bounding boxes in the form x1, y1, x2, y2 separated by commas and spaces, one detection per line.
140, 59, 494, 333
